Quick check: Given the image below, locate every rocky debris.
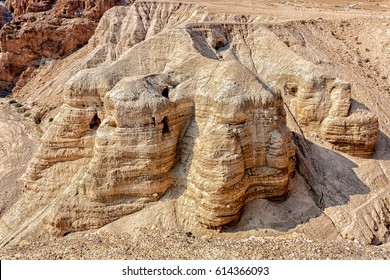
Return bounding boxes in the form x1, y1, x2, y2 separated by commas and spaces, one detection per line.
0, 227, 389, 260
0, 0, 135, 92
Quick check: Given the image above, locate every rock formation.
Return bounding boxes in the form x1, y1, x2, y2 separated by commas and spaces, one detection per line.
184, 62, 295, 228
263, 24, 379, 157
0, 1, 385, 246
5, 0, 54, 16
0, 0, 135, 92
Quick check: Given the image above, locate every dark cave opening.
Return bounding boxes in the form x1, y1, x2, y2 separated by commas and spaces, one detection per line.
162, 116, 169, 134
162, 87, 169, 99
284, 83, 298, 96
89, 113, 101, 130
215, 40, 225, 50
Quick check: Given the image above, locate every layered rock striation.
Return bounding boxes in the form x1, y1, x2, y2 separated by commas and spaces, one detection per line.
183, 21, 378, 157
264, 23, 379, 157
185, 62, 295, 227
0, 1, 381, 245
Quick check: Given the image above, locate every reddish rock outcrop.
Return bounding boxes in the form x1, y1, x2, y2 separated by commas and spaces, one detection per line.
5, 0, 54, 16
0, 0, 134, 92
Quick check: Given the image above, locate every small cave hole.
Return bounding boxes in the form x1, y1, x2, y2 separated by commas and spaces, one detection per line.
89, 113, 101, 130
284, 83, 298, 96
162, 116, 169, 134
290, 86, 298, 96
215, 40, 226, 50
162, 87, 170, 99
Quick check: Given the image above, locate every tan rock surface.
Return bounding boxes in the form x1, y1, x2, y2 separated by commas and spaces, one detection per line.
0, 0, 389, 257
0, 1, 294, 244
0, 100, 39, 217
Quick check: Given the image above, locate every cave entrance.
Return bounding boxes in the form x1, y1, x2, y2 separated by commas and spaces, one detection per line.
215, 40, 226, 50
89, 113, 101, 130
162, 87, 169, 99
284, 83, 298, 96
162, 116, 169, 134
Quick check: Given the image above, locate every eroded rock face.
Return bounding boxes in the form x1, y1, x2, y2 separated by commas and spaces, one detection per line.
0, 0, 134, 92
184, 21, 378, 157
320, 110, 379, 157
5, 0, 54, 16
5, 0, 134, 19
185, 62, 295, 227
0, 1, 382, 246
265, 23, 379, 157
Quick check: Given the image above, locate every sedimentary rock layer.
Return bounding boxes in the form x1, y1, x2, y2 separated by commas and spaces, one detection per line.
0, 1, 381, 245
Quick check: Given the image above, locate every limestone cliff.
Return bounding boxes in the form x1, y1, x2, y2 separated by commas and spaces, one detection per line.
0, 2, 295, 244
0, 1, 386, 247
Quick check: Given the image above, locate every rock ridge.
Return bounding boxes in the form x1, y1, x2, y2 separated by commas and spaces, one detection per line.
0, 1, 384, 246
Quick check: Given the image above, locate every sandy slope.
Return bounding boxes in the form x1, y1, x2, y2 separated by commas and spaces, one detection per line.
0, 100, 38, 216
0, 227, 389, 259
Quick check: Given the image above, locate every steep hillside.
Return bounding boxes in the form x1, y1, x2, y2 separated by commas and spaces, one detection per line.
0, 0, 136, 92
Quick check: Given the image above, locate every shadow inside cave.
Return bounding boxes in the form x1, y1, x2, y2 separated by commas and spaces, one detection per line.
226, 132, 371, 233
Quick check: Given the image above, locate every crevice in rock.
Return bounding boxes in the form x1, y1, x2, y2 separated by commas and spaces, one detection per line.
89, 113, 101, 130
215, 39, 226, 50
162, 87, 169, 99
63, 231, 72, 237
162, 116, 169, 134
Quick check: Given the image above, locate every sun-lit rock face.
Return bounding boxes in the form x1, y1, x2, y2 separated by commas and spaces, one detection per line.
0, 1, 380, 246
32, 44, 295, 234
184, 61, 295, 227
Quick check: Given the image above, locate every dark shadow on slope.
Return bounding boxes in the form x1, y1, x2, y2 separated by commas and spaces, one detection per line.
294, 133, 370, 208
350, 98, 370, 112
373, 130, 390, 161
170, 116, 199, 184
226, 132, 370, 233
